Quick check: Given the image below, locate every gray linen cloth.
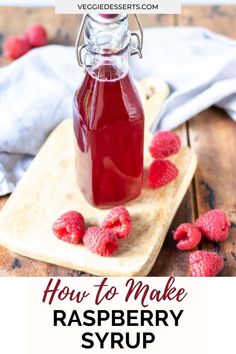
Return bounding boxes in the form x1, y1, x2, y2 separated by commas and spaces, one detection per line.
0, 27, 236, 195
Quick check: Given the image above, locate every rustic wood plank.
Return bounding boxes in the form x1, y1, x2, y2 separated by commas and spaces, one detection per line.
188, 109, 236, 276
180, 6, 236, 276
179, 5, 236, 39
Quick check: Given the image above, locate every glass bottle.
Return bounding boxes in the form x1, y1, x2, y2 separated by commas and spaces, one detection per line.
73, 14, 144, 208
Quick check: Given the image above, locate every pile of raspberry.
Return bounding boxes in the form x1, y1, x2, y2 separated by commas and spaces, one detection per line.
52, 207, 230, 275
52, 206, 131, 257
148, 131, 180, 188
173, 209, 230, 276
148, 131, 230, 276
3, 25, 48, 60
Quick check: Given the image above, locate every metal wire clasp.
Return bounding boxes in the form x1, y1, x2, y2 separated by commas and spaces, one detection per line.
75, 15, 88, 68
130, 15, 143, 58
75, 14, 144, 68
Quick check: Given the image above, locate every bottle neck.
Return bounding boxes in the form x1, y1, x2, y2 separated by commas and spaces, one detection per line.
84, 14, 130, 80
86, 50, 129, 80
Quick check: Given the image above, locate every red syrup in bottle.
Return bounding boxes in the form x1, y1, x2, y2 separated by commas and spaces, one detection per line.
73, 16, 144, 208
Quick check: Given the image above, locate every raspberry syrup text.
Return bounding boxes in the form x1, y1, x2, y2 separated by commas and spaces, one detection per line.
42, 277, 187, 349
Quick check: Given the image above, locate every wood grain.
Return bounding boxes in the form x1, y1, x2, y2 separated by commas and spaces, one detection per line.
179, 5, 236, 39
178, 7, 236, 276
188, 109, 236, 276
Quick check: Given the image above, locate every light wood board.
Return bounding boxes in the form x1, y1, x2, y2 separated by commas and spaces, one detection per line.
0, 78, 197, 276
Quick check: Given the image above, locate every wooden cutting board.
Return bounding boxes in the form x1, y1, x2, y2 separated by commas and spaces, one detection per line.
0, 78, 197, 276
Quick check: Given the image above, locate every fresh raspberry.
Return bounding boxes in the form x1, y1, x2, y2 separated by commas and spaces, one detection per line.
195, 209, 230, 242
3, 36, 30, 60
102, 206, 131, 238
149, 131, 181, 159
148, 159, 179, 188
189, 250, 224, 277
24, 25, 48, 48
83, 227, 118, 257
52, 211, 85, 244
173, 223, 202, 250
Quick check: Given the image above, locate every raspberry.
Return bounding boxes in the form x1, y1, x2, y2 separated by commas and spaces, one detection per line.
149, 131, 181, 159
52, 211, 85, 244
148, 159, 179, 188
83, 227, 118, 257
102, 206, 131, 238
189, 250, 224, 277
24, 25, 48, 48
195, 209, 230, 242
173, 223, 201, 250
3, 36, 30, 60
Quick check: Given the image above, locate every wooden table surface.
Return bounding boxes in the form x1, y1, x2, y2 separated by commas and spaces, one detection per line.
0, 6, 235, 276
